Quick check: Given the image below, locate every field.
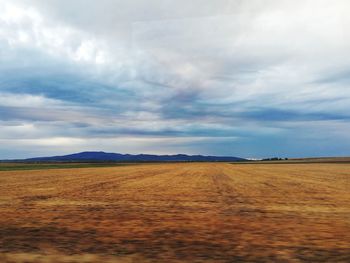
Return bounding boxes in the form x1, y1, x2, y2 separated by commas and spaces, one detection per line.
0, 163, 349, 262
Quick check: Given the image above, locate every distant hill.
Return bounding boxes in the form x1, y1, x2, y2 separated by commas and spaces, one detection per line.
21, 151, 246, 162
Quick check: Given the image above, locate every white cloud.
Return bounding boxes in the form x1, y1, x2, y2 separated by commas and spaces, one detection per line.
0, 92, 63, 107
0, 1, 109, 66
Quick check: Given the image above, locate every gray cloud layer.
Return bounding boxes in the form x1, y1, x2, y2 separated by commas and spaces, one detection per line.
1, 0, 350, 158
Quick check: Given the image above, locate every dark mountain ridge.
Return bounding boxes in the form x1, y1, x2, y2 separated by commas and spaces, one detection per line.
21, 151, 246, 162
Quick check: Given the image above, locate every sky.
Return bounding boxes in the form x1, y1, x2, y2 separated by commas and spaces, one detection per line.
0, 0, 350, 159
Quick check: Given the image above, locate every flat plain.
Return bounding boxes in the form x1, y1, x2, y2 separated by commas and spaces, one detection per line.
0, 163, 349, 262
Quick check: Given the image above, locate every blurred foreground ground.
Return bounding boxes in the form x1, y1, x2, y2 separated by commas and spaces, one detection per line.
0, 163, 349, 262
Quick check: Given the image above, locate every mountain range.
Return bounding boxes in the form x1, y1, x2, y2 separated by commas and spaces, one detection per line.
20, 151, 246, 162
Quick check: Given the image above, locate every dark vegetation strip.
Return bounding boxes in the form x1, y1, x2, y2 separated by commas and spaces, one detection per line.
0, 161, 243, 171
0, 163, 141, 171
231, 160, 350, 165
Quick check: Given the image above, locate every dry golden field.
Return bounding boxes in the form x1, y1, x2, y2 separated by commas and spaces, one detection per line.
0, 163, 349, 262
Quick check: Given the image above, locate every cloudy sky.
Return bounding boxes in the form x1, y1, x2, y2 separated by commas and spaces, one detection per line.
0, 0, 350, 159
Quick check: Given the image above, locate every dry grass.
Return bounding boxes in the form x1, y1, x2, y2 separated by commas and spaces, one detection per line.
0, 252, 150, 263
0, 163, 349, 262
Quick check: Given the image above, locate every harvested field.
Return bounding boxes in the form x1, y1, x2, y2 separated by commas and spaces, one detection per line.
0, 163, 349, 262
